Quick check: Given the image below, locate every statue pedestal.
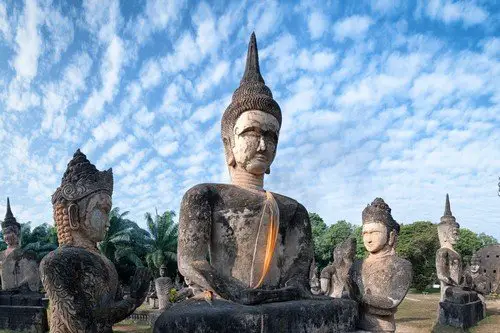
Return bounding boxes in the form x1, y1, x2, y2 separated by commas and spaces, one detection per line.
0, 290, 48, 332
154, 298, 358, 333
437, 289, 485, 329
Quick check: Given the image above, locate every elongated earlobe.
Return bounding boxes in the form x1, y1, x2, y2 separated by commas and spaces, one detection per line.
68, 203, 79, 230
223, 137, 236, 167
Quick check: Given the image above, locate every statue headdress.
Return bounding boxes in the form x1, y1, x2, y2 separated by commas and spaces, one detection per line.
52, 149, 113, 204
362, 198, 400, 234
2, 197, 21, 232
221, 32, 281, 142
439, 194, 459, 228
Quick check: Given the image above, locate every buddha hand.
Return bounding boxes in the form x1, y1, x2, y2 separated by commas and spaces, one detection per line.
130, 267, 152, 305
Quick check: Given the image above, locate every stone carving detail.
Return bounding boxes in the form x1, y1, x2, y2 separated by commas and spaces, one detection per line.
467, 245, 500, 294
177, 32, 313, 305
321, 238, 356, 298
436, 194, 484, 328
155, 265, 173, 310
309, 259, 321, 295
348, 198, 412, 333
0, 198, 41, 292
40, 150, 151, 333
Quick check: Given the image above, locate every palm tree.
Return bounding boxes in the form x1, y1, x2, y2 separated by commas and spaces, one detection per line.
17, 222, 58, 262
144, 209, 178, 277
99, 208, 151, 271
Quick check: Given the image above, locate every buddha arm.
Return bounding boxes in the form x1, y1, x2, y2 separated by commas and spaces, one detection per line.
178, 185, 249, 302
40, 253, 96, 333
92, 283, 138, 326
281, 203, 314, 293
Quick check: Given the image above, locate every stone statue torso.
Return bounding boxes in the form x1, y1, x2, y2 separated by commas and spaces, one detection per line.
155, 277, 173, 309
0, 247, 40, 291
437, 247, 462, 287
182, 183, 311, 290
41, 246, 120, 333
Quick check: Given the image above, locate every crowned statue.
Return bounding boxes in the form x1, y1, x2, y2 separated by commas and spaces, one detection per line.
0, 198, 40, 292
435, 194, 484, 328
40, 150, 151, 333
155, 33, 358, 333
348, 198, 412, 333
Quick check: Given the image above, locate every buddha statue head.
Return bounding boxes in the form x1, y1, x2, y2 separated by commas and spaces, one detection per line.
2, 198, 21, 248
437, 194, 459, 248
51, 149, 113, 248
160, 264, 167, 278
221, 33, 281, 188
361, 198, 400, 255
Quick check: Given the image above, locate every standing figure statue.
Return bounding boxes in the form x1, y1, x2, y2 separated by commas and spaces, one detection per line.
40, 150, 151, 333
0, 198, 40, 292
155, 264, 174, 310
320, 238, 356, 298
435, 194, 484, 328
349, 198, 412, 333
309, 259, 321, 295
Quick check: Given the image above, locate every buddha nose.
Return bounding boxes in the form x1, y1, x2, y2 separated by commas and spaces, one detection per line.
257, 136, 266, 151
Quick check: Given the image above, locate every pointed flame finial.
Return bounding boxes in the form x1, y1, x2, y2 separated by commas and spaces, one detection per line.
444, 193, 452, 216
5, 197, 13, 220
241, 31, 265, 84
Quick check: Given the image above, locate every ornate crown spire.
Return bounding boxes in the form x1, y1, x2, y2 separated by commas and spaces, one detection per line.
221, 32, 281, 141
362, 197, 400, 233
52, 149, 113, 204
440, 194, 459, 227
2, 197, 21, 231
241, 32, 265, 84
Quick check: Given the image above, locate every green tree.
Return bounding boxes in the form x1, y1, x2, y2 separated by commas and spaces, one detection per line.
455, 228, 483, 266
396, 221, 439, 291
353, 226, 367, 259
144, 210, 178, 278
99, 208, 151, 283
477, 233, 498, 247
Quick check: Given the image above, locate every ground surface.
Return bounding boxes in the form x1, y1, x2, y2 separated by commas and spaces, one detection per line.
396, 292, 500, 333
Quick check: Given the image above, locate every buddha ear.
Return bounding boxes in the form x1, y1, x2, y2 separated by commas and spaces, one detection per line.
223, 137, 236, 167
388, 229, 397, 247
68, 203, 80, 230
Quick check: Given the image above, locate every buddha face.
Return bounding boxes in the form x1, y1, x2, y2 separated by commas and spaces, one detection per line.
229, 110, 280, 175
362, 222, 389, 254
78, 192, 112, 243
438, 224, 459, 246
160, 266, 167, 277
3, 226, 19, 247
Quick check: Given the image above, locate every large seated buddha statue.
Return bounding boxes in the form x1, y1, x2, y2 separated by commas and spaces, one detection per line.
40, 150, 151, 333
154, 33, 358, 333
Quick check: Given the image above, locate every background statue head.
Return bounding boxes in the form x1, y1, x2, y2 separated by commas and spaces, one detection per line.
333, 238, 356, 263
221, 33, 281, 178
51, 149, 113, 246
160, 264, 167, 277
361, 198, 400, 255
2, 198, 21, 248
437, 194, 460, 248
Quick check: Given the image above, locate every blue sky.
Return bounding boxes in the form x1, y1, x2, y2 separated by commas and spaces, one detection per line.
0, 0, 499, 240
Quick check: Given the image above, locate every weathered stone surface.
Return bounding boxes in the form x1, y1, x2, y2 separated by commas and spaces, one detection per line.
154, 298, 358, 333
0, 198, 41, 292
349, 198, 412, 333
320, 238, 356, 298
155, 265, 173, 310
470, 245, 500, 293
436, 194, 484, 328
0, 305, 48, 333
40, 150, 151, 333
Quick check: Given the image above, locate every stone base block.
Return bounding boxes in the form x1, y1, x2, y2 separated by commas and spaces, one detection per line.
438, 300, 484, 329
0, 305, 49, 333
154, 298, 358, 333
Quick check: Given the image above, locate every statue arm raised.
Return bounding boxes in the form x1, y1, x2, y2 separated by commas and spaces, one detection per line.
177, 185, 249, 303
40, 252, 96, 333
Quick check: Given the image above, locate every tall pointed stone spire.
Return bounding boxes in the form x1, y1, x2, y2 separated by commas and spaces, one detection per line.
241, 32, 265, 84
440, 194, 459, 227
444, 193, 452, 216
2, 197, 20, 231
221, 33, 282, 142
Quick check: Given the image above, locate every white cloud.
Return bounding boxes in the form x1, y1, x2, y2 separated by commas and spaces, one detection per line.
247, 1, 282, 39
140, 59, 162, 90
134, 107, 156, 128
333, 15, 373, 41
308, 11, 328, 40
156, 141, 179, 157
81, 36, 124, 118
12, 0, 42, 81
0, 2, 11, 42
44, 6, 74, 63
196, 60, 230, 95
92, 116, 122, 143
421, 0, 488, 26
97, 135, 136, 166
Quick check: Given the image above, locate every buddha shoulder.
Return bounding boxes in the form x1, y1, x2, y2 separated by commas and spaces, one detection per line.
40, 247, 100, 274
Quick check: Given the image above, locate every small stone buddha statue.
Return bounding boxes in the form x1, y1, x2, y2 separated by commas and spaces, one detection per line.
155, 264, 174, 310
177, 32, 314, 305
40, 150, 151, 333
348, 198, 412, 333
0, 198, 40, 292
